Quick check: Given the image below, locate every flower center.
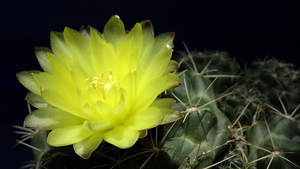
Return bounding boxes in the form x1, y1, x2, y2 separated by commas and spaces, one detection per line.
86, 72, 119, 99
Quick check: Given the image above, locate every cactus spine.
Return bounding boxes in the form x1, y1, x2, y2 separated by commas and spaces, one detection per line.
15, 50, 300, 169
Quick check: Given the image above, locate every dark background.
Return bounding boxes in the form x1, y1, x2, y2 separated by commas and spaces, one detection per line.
1, 0, 299, 168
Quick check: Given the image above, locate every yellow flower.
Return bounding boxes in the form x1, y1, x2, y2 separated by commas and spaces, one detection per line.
17, 15, 181, 159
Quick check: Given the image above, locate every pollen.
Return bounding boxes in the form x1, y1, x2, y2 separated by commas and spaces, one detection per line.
86, 72, 119, 98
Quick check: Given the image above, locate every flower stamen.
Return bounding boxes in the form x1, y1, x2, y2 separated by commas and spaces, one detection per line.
86, 72, 119, 99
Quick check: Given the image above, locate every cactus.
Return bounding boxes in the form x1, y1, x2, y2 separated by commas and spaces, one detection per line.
14, 17, 300, 168
15, 49, 300, 169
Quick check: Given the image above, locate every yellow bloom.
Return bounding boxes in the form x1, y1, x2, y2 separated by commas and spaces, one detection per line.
17, 15, 181, 159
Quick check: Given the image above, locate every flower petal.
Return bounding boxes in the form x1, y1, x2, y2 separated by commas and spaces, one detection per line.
102, 15, 126, 48
25, 92, 49, 108
137, 20, 155, 74
124, 107, 163, 130
120, 72, 136, 103
150, 98, 183, 124
47, 125, 93, 146
150, 98, 176, 108
79, 25, 91, 40
115, 37, 139, 76
103, 125, 139, 148
50, 31, 71, 59
73, 132, 104, 159
83, 120, 113, 132
24, 107, 84, 130
81, 103, 98, 120
33, 73, 85, 118
16, 71, 41, 95
110, 97, 125, 124
40, 87, 85, 118
63, 27, 92, 75
95, 101, 113, 121
160, 73, 181, 90
106, 85, 121, 106
163, 60, 179, 74
152, 32, 175, 56
47, 52, 71, 78
89, 27, 116, 75
142, 46, 173, 80
140, 32, 175, 80
139, 130, 148, 138
35, 47, 52, 73
17, 16, 181, 159
134, 74, 180, 111
160, 109, 183, 124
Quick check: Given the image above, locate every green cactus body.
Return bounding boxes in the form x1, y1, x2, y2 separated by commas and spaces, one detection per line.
16, 50, 300, 169
246, 114, 300, 169
31, 130, 51, 168
159, 71, 231, 168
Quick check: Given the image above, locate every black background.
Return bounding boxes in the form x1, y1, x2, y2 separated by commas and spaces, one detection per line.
1, 0, 300, 168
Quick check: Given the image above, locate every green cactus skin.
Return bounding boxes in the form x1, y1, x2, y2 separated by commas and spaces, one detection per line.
246, 114, 300, 169
31, 130, 51, 169
154, 70, 232, 169
177, 50, 241, 94
16, 50, 300, 169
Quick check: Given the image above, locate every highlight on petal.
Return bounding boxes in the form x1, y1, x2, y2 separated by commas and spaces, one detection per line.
124, 107, 163, 130
163, 73, 181, 90
163, 60, 179, 74
83, 120, 113, 132
16, 71, 41, 95
25, 92, 49, 108
103, 125, 139, 148
73, 132, 104, 159
50, 31, 70, 58
133, 74, 180, 111
24, 107, 84, 130
153, 32, 175, 51
142, 47, 173, 79
150, 98, 176, 108
160, 109, 183, 124
40, 88, 85, 119
150, 98, 183, 124
35, 47, 52, 73
89, 27, 116, 75
47, 125, 93, 146
79, 25, 92, 40
102, 15, 126, 48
